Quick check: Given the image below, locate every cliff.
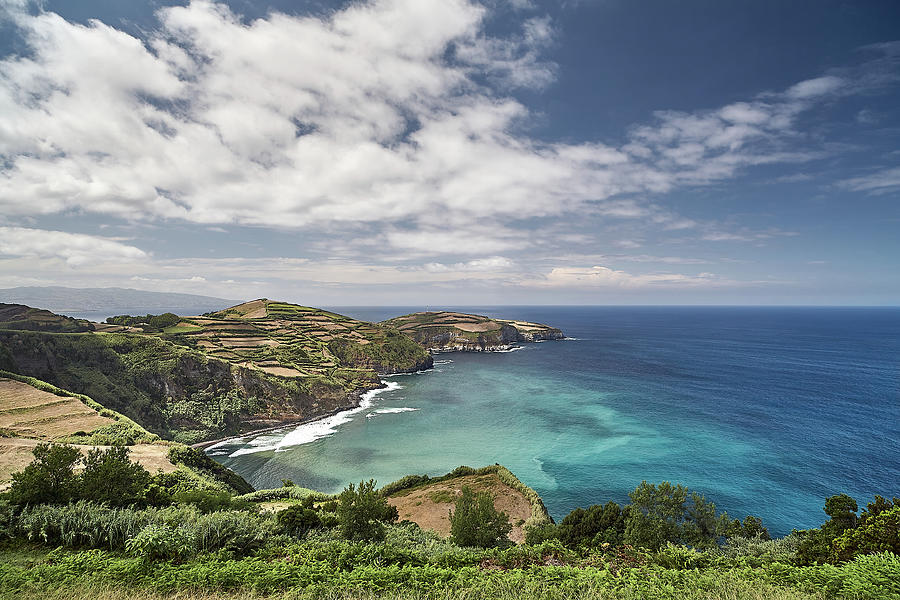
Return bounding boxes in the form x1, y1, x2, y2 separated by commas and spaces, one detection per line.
0, 300, 432, 444
380, 311, 564, 352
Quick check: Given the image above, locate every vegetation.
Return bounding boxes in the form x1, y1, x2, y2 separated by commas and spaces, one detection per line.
0, 300, 433, 443
449, 485, 512, 548
1, 449, 899, 598
337, 480, 399, 542
106, 313, 180, 332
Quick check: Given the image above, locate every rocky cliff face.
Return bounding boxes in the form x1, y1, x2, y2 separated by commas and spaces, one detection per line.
380, 312, 565, 353
0, 329, 361, 443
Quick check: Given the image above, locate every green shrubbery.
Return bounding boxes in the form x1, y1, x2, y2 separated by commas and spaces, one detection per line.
337, 480, 398, 541
449, 486, 512, 548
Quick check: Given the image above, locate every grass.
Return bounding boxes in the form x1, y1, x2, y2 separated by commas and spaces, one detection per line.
4, 542, 878, 600
8, 579, 829, 600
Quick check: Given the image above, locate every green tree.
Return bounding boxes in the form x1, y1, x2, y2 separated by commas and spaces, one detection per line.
7, 443, 81, 505
277, 504, 322, 536
449, 486, 512, 548
833, 505, 900, 562
556, 501, 627, 548
624, 481, 731, 550
796, 493, 862, 565
79, 446, 151, 506
336, 479, 398, 541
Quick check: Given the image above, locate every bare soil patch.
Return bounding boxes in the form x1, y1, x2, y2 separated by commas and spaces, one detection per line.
388, 473, 533, 544
452, 322, 501, 333
259, 366, 304, 377
0, 379, 114, 439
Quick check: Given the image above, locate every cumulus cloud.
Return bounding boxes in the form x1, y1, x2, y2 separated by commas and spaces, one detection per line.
0, 0, 874, 260
0, 227, 148, 265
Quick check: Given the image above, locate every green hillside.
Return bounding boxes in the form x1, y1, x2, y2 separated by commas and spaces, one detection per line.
0, 300, 431, 444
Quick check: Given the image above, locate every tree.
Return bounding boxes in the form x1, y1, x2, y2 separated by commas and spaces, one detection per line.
80, 446, 151, 506
336, 479, 398, 541
557, 501, 627, 548
796, 493, 862, 565
624, 481, 731, 550
832, 505, 900, 562
7, 443, 81, 505
278, 504, 322, 537
449, 486, 512, 548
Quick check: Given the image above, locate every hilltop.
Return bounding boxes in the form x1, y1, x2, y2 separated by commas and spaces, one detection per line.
381, 311, 564, 352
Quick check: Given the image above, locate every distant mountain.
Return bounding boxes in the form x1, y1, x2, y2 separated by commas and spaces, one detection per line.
0, 286, 234, 314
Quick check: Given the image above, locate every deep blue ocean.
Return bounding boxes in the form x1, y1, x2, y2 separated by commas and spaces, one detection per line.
207, 306, 900, 537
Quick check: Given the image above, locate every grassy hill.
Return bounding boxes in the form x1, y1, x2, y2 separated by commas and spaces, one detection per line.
0, 300, 432, 444
381, 311, 564, 351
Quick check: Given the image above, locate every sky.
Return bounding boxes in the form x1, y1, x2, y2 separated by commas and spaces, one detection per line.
0, 0, 898, 306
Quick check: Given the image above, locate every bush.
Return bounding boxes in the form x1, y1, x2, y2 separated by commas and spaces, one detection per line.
556, 501, 627, 549
172, 489, 233, 513
7, 443, 81, 505
126, 523, 192, 561
721, 532, 802, 564
449, 486, 511, 548
80, 446, 151, 506
277, 505, 322, 536
337, 480, 398, 542
167, 445, 254, 495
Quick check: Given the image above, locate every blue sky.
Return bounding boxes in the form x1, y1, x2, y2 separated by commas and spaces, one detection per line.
0, 0, 898, 305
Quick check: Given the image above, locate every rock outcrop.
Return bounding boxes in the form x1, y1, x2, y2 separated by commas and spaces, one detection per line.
380, 311, 564, 352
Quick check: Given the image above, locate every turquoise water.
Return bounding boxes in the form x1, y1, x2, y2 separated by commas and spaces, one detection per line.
208, 307, 900, 536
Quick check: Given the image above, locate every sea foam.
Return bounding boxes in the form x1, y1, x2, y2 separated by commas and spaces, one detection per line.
228, 381, 403, 457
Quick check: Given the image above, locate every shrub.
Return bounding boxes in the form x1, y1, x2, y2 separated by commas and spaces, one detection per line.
172, 489, 233, 513
449, 486, 511, 548
337, 479, 398, 542
556, 501, 627, 549
277, 505, 322, 536
721, 532, 802, 564
167, 445, 254, 495
7, 443, 81, 505
79, 446, 151, 506
126, 523, 192, 561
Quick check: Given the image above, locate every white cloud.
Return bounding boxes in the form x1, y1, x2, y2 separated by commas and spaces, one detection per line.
836, 166, 900, 193
0, 227, 148, 265
0, 0, 863, 259
423, 256, 514, 272
526, 265, 724, 288
785, 76, 844, 99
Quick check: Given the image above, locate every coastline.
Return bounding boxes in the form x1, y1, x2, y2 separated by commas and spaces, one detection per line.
195, 379, 395, 452
191, 403, 357, 450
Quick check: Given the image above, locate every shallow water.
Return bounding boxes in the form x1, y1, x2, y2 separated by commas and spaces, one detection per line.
208, 306, 900, 536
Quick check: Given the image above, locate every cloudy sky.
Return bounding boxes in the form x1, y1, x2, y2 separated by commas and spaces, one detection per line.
0, 0, 898, 305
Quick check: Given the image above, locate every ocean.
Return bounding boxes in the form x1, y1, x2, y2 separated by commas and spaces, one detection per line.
203, 306, 899, 537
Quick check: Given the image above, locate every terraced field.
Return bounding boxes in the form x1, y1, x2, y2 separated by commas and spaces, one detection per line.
0, 378, 114, 439
0, 377, 175, 484
159, 299, 426, 382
